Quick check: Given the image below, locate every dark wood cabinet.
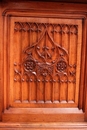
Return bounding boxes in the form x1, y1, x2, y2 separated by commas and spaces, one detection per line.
0, 1, 87, 129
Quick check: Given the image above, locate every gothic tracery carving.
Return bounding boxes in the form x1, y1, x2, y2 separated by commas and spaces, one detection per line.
14, 22, 77, 84
13, 21, 78, 105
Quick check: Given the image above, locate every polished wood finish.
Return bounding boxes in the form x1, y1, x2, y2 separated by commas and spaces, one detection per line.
0, 122, 87, 130
9, 18, 81, 108
0, 1, 87, 129
2, 108, 84, 122
2, 7, 84, 122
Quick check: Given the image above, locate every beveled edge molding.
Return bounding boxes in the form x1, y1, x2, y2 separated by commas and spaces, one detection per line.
2, 8, 87, 19
0, 122, 87, 129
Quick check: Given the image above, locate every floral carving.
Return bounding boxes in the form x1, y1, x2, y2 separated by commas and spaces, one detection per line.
24, 60, 36, 72
57, 60, 67, 72
37, 63, 53, 77
14, 22, 76, 83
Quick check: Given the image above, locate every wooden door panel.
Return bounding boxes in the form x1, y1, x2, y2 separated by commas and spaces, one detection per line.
8, 17, 82, 108
1, 1, 87, 125
2, 8, 86, 122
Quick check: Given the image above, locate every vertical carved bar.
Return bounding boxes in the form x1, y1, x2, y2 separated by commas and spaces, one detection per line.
74, 26, 77, 102
7, 16, 10, 109
51, 25, 55, 103
36, 81, 39, 102
43, 78, 46, 103
44, 25, 47, 102
36, 24, 40, 102
28, 23, 31, 102
52, 81, 54, 102
66, 25, 70, 102
20, 23, 23, 102
52, 25, 60, 103
59, 25, 63, 102
68, 27, 73, 102
75, 25, 79, 104
65, 25, 69, 102
73, 26, 77, 103
28, 77, 31, 102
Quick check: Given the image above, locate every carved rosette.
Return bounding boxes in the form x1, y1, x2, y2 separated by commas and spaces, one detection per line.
24, 60, 36, 72
57, 60, 67, 72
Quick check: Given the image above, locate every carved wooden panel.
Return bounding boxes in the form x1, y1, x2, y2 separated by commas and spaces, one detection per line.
9, 17, 82, 108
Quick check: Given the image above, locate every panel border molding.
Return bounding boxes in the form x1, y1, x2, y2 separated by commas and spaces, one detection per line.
0, 122, 87, 130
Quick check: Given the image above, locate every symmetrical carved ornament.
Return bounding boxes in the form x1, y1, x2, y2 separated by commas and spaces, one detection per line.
14, 22, 77, 83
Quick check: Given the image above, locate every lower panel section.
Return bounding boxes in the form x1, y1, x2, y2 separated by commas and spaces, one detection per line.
2, 108, 84, 122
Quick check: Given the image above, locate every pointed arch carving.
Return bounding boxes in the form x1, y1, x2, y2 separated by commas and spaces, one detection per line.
13, 21, 79, 104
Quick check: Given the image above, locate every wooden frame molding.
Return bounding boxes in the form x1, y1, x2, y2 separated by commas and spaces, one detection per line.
0, 122, 87, 130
